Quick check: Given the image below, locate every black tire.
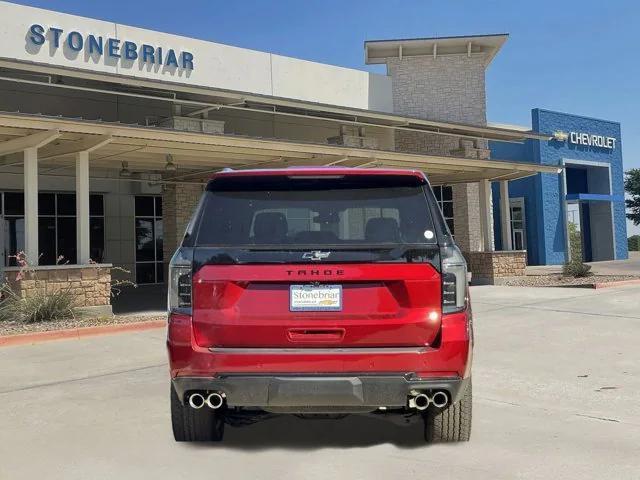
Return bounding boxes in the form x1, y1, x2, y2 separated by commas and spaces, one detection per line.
423, 380, 472, 443
171, 386, 225, 442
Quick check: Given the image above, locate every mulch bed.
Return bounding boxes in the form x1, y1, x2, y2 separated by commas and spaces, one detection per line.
500, 275, 640, 288
0, 313, 167, 337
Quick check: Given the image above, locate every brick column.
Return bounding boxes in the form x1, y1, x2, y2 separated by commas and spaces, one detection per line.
163, 183, 204, 263
385, 54, 490, 253
452, 183, 482, 251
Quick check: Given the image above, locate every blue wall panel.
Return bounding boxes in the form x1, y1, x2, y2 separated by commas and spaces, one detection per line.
489, 108, 628, 264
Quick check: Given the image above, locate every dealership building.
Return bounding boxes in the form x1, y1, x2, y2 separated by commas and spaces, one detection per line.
0, 2, 627, 313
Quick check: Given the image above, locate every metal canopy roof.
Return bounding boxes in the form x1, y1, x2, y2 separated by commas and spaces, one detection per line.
0, 112, 559, 186
365, 34, 509, 67
0, 59, 549, 144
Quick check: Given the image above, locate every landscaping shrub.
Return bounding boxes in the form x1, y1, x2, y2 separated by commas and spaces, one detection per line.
567, 221, 583, 262
628, 235, 640, 252
562, 261, 593, 278
0, 284, 76, 323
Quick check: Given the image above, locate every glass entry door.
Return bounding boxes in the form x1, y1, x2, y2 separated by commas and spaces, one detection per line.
135, 196, 163, 284
509, 198, 526, 251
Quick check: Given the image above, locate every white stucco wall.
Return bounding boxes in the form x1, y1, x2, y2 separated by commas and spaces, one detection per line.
0, 1, 393, 112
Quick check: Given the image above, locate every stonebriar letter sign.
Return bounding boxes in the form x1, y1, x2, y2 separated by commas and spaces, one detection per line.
28, 24, 194, 70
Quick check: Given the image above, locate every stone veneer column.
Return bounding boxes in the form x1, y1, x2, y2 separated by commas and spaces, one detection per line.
163, 183, 204, 264
385, 54, 490, 252
452, 183, 482, 251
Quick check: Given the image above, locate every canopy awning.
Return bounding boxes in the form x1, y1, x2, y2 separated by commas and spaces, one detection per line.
0, 111, 559, 185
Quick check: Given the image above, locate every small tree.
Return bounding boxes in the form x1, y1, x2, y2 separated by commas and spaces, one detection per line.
563, 221, 592, 277
567, 221, 583, 262
625, 169, 640, 226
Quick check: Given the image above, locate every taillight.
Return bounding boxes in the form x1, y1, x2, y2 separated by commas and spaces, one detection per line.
169, 265, 191, 310
168, 249, 193, 311
441, 245, 467, 313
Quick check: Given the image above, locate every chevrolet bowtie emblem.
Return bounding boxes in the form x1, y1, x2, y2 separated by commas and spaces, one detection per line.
552, 130, 569, 142
302, 251, 331, 261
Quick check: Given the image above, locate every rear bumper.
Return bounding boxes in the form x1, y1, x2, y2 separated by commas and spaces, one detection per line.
167, 309, 473, 408
172, 374, 470, 408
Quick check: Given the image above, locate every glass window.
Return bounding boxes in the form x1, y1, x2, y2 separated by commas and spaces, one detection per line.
4, 192, 24, 216
442, 201, 454, 219
2, 192, 105, 267
57, 194, 76, 215
431, 186, 454, 236
135, 196, 163, 284
154, 196, 163, 217
135, 262, 156, 284
135, 196, 155, 217
154, 219, 163, 262
196, 177, 434, 247
90, 194, 104, 216
5, 217, 24, 266
38, 217, 56, 265
135, 218, 155, 262
90, 217, 105, 263
156, 262, 164, 283
57, 217, 77, 264
38, 193, 55, 216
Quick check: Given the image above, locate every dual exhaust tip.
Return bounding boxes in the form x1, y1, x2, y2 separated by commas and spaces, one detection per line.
410, 391, 449, 410
189, 390, 447, 411
188, 392, 225, 410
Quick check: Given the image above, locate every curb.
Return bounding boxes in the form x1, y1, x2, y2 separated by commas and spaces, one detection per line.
592, 279, 640, 289
0, 320, 166, 348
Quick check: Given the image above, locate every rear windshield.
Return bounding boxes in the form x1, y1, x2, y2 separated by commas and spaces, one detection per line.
194, 175, 436, 247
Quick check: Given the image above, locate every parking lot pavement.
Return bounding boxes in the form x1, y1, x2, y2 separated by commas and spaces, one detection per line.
1, 285, 639, 480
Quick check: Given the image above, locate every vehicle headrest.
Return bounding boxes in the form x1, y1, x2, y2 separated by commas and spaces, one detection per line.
365, 217, 400, 243
253, 212, 288, 243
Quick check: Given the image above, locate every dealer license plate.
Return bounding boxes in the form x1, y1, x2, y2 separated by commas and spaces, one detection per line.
289, 285, 342, 312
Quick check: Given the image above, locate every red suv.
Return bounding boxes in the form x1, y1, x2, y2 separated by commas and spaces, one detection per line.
167, 168, 473, 442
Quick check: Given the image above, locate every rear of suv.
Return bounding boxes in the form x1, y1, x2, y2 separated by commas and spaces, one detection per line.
167, 168, 473, 442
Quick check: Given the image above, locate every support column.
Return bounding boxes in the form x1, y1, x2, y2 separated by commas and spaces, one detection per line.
23, 147, 39, 265
162, 182, 204, 274
76, 151, 90, 264
500, 180, 513, 250
452, 183, 482, 252
478, 179, 494, 252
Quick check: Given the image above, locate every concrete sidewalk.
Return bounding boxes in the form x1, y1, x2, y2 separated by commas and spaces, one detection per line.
0, 285, 639, 480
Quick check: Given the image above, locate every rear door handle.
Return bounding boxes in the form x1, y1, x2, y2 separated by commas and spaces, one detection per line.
287, 328, 345, 343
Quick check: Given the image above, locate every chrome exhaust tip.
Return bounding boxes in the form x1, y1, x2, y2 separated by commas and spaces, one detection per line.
188, 393, 206, 409
413, 393, 430, 410
431, 391, 449, 408
205, 392, 225, 409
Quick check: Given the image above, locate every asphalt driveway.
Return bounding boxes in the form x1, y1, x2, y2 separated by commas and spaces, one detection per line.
1, 285, 639, 480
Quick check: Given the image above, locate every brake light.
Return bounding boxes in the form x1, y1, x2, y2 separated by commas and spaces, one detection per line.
441, 245, 468, 313
168, 249, 193, 311
169, 265, 192, 310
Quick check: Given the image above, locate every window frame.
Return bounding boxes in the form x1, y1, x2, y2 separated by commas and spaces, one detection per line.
134, 195, 164, 284
432, 185, 455, 236
0, 191, 105, 266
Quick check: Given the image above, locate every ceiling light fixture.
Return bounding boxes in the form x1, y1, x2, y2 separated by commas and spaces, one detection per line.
119, 161, 132, 177
165, 154, 177, 172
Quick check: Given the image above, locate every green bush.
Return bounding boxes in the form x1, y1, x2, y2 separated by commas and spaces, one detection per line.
567, 221, 583, 262
628, 235, 640, 252
562, 261, 593, 278
0, 285, 76, 323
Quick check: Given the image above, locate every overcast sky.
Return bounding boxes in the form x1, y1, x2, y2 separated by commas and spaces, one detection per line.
13, 0, 640, 235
